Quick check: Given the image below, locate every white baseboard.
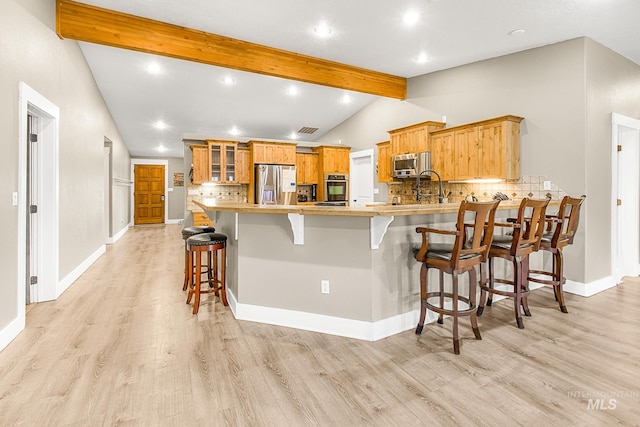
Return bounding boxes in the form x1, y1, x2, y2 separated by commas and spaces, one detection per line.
56, 245, 106, 298
106, 223, 131, 244
564, 275, 617, 297
227, 289, 438, 341
0, 314, 25, 353
226, 274, 619, 341
166, 219, 182, 225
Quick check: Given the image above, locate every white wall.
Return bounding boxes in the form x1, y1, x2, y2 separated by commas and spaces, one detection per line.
319, 37, 640, 285
0, 0, 130, 347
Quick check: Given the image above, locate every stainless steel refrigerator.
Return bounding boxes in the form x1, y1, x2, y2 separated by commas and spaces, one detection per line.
254, 164, 297, 205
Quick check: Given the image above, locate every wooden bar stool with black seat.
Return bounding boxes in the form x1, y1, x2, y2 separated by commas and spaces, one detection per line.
414, 200, 500, 355
181, 226, 216, 291
477, 197, 550, 329
186, 232, 228, 315
528, 194, 586, 313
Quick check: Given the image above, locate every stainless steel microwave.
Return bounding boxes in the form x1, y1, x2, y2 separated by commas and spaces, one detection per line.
392, 152, 431, 178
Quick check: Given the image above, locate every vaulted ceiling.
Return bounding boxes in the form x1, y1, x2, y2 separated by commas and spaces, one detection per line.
59, 0, 640, 158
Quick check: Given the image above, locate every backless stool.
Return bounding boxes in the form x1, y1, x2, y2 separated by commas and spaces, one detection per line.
181, 226, 216, 291
186, 232, 228, 314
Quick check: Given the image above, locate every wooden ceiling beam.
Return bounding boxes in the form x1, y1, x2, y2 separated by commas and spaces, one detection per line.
56, 0, 406, 99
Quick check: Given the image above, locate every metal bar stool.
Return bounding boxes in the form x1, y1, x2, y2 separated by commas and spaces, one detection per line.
186, 232, 228, 314
181, 226, 216, 291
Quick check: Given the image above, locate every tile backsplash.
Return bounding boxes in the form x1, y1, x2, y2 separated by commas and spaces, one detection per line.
388, 176, 565, 205
187, 183, 248, 212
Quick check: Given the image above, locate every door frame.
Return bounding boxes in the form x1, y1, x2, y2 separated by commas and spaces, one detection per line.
130, 159, 169, 224
611, 112, 640, 283
17, 82, 60, 308
349, 149, 374, 207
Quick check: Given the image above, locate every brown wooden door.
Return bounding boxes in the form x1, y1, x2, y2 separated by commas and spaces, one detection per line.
134, 164, 165, 224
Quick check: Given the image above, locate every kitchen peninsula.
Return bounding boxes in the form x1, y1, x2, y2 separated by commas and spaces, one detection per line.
195, 199, 526, 341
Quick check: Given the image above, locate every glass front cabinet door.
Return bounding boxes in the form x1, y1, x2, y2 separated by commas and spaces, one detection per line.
206, 140, 238, 183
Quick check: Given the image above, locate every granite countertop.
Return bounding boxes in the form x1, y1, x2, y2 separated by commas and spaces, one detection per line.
194, 198, 531, 217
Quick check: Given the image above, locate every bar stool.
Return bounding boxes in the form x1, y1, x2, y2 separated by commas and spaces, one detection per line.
477, 197, 550, 329
181, 226, 215, 291
186, 232, 228, 315
414, 200, 499, 354
528, 195, 586, 313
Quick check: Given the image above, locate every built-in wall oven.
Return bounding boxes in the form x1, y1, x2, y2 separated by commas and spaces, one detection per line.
324, 173, 348, 203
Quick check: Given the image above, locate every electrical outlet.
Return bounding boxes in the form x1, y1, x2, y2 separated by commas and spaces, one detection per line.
321, 280, 330, 294
543, 180, 551, 190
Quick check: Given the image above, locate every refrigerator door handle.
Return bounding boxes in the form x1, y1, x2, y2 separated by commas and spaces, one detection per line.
275, 166, 281, 205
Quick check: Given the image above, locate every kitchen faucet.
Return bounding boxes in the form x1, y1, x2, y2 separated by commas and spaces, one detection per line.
416, 169, 445, 203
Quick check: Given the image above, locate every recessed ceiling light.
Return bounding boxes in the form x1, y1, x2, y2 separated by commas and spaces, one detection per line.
157, 145, 167, 152
313, 21, 333, 38
340, 94, 352, 104
289, 132, 299, 140
414, 52, 429, 63
153, 120, 167, 130
146, 62, 162, 74
287, 85, 299, 96
229, 126, 241, 136
508, 29, 526, 36
403, 10, 419, 26
221, 75, 236, 85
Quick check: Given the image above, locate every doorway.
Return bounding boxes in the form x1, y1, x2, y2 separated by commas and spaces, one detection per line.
26, 114, 38, 305
18, 82, 59, 308
134, 164, 166, 224
611, 113, 640, 283
349, 149, 374, 207
104, 139, 113, 241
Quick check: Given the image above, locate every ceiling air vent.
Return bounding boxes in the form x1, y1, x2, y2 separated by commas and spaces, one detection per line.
297, 126, 318, 134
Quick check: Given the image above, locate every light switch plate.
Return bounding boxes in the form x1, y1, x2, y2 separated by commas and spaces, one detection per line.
543, 181, 551, 190
12, 192, 18, 206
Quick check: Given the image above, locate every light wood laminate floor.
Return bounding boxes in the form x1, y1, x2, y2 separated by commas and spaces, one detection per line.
0, 224, 638, 426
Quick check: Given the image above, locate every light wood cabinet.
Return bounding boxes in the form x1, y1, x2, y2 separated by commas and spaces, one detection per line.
430, 132, 456, 181
454, 127, 480, 180
312, 145, 351, 201
388, 121, 446, 156
376, 141, 391, 183
192, 211, 212, 226
429, 115, 523, 181
313, 146, 350, 174
235, 147, 251, 184
249, 141, 296, 165
190, 145, 209, 184
296, 152, 319, 185
206, 139, 237, 183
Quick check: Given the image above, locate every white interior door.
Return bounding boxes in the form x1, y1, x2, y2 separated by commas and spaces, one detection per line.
350, 149, 374, 207
612, 113, 640, 283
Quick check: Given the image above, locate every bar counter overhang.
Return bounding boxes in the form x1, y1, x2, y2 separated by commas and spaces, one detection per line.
194, 199, 543, 341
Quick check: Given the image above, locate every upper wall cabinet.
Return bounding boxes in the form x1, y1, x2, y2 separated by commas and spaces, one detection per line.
296, 152, 319, 185
312, 146, 351, 175
249, 141, 297, 165
207, 139, 238, 183
190, 145, 209, 184
235, 147, 251, 184
376, 141, 391, 183
429, 115, 523, 181
388, 121, 446, 156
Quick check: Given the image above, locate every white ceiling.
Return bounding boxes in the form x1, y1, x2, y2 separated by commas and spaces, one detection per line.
76, 0, 640, 158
